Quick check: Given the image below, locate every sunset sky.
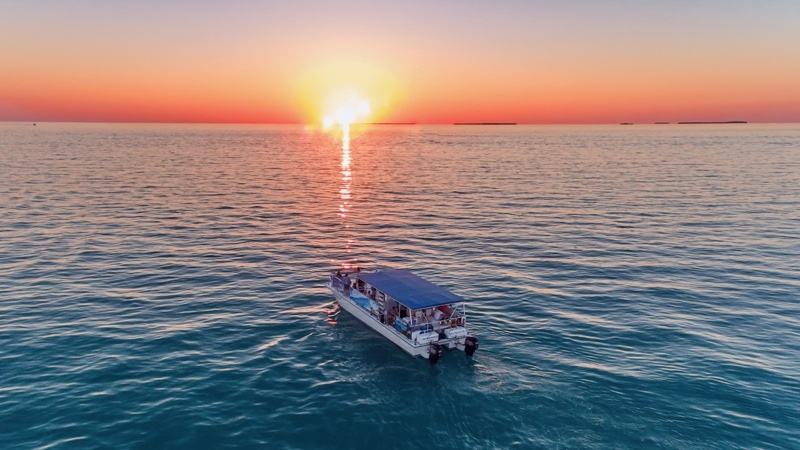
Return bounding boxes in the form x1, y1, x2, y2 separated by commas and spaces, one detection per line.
2, 1, 799, 124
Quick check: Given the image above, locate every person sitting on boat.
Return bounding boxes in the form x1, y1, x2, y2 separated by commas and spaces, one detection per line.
386, 306, 398, 326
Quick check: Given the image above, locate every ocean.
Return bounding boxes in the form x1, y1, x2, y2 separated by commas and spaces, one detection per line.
1, 122, 798, 449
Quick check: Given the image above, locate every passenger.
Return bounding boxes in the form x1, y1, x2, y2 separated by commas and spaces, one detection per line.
342, 273, 351, 295
335, 270, 342, 279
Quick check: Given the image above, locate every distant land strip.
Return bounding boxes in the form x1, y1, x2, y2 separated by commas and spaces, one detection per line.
677, 121, 747, 124
357, 122, 417, 125
454, 122, 517, 125
620, 121, 747, 125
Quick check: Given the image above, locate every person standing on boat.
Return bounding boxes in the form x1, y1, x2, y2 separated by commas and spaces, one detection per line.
342, 272, 351, 295
333, 270, 343, 291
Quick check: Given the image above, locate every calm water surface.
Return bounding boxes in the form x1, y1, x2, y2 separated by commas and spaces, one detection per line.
1, 123, 799, 449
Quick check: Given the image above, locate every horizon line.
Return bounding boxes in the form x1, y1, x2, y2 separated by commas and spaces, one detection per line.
5, 120, 792, 126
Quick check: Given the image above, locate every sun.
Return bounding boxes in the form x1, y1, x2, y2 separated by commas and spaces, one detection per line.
295, 59, 403, 127
322, 95, 371, 131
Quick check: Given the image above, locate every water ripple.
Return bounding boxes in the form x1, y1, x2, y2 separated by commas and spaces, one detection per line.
1, 123, 799, 449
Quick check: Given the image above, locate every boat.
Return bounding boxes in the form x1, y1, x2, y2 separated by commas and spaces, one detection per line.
326, 268, 479, 363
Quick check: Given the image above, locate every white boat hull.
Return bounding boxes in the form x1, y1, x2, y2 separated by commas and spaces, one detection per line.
328, 284, 463, 359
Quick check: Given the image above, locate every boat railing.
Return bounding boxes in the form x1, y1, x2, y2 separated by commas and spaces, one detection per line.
432, 317, 465, 329
329, 274, 352, 294
417, 309, 463, 326
406, 316, 465, 333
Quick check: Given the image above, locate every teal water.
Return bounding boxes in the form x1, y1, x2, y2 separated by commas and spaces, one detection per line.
1, 122, 798, 449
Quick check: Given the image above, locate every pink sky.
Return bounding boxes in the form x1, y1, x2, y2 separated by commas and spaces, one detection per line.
2, 1, 799, 124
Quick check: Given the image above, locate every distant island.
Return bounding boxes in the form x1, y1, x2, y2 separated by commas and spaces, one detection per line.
454, 122, 517, 125
620, 121, 747, 125
677, 121, 747, 124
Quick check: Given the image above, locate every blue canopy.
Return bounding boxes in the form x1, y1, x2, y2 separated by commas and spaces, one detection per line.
357, 269, 464, 310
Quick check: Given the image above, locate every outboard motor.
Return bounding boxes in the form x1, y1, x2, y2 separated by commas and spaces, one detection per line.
464, 336, 479, 357
428, 342, 443, 364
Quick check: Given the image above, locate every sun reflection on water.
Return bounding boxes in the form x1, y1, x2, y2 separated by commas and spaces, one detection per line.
340, 128, 350, 220
338, 127, 358, 271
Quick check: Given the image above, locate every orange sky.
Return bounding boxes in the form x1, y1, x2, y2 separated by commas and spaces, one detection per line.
1, 1, 799, 124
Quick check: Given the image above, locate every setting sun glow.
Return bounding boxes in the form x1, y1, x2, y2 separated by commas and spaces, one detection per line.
1, 3, 799, 124
322, 96, 371, 131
